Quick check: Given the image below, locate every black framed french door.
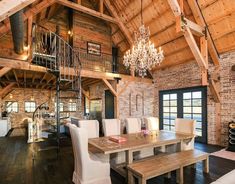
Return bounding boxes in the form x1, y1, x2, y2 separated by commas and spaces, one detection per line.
159, 86, 207, 143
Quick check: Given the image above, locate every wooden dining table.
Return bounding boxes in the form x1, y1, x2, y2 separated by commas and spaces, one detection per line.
88, 130, 195, 184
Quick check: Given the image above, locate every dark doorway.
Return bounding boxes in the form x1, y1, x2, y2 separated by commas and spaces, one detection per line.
105, 90, 114, 119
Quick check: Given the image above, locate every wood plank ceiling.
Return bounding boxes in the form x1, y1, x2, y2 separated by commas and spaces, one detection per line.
108, 0, 235, 69
0, 0, 234, 74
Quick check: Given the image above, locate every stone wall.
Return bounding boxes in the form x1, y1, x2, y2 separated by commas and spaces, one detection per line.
153, 51, 235, 146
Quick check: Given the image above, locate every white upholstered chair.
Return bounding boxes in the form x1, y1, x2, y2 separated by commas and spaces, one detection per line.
78, 120, 99, 138
102, 119, 125, 165
68, 124, 111, 184
78, 120, 109, 163
143, 117, 159, 131
175, 118, 196, 151
125, 118, 154, 159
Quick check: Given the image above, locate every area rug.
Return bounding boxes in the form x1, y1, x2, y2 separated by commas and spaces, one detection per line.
211, 149, 235, 161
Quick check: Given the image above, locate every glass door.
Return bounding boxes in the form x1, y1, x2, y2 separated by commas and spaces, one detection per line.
159, 86, 207, 143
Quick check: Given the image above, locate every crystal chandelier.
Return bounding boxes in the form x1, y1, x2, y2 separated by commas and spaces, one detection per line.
123, 0, 164, 77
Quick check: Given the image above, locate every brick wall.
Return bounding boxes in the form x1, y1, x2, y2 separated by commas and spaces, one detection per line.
2, 88, 84, 128
153, 51, 235, 146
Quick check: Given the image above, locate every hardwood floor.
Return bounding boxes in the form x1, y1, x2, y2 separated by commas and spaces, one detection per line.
0, 134, 234, 184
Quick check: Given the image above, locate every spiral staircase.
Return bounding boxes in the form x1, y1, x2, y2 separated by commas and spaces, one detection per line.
31, 24, 82, 155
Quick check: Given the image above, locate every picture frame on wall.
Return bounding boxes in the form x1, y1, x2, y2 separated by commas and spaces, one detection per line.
87, 42, 101, 56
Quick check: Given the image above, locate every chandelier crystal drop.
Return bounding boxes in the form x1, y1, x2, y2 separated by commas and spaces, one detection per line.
123, 0, 164, 78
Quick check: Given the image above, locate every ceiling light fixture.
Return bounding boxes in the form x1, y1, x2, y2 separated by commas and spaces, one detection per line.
123, 0, 164, 77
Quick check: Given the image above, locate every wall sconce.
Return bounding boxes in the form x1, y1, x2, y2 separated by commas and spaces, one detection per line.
9, 94, 13, 99
68, 30, 72, 36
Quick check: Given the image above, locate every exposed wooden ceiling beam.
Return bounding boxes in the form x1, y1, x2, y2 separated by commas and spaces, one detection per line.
57, 0, 118, 24
0, 0, 36, 22
0, 82, 16, 98
0, 58, 153, 83
12, 69, 20, 87
0, 67, 11, 77
102, 78, 117, 97
187, 0, 220, 66
104, 0, 133, 45
184, 26, 207, 69
0, 0, 55, 36
99, 0, 104, 13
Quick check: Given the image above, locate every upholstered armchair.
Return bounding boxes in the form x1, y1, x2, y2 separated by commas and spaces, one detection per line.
102, 119, 126, 165
68, 124, 111, 184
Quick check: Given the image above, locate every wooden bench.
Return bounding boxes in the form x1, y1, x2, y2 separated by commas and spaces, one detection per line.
127, 150, 209, 184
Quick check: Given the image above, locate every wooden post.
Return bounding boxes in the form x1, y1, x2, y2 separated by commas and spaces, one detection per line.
200, 36, 208, 86
99, 0, 104, 13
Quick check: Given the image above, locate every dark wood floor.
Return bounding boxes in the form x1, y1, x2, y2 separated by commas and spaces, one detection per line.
0, 133, 235, 184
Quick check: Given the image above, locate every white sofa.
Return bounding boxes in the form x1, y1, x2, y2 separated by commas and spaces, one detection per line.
211, 169, 235, 184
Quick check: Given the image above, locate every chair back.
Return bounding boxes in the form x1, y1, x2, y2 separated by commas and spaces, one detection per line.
78, 120, 99, 138
69, 125, 90, 180
102, 119, 121, 136
144, 117, 159, 131
71, 117, 79, 127
175, 118, 196, 134
125, 118, 141, 133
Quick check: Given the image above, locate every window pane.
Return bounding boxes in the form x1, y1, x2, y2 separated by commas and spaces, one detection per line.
192, 99, 201, 106
196, 121, 202, 129
170, 94, 177, 100
193, 114, 202, 122
163, 113, 170, 119
163, 100, 169, 106
163, 119, 170, 124
6, 101, 18, 113
183, 99, 191, 106
170, 100, 177, 106
196, 129, 202, 136
170, 119, 175, 126
164, 125, 170, 131
192, 91, 201, 99
163, 107, 170, 112
170, 107, 177, 113
184, 114, 192, 119
193, 107, 202, 113
183, 107, 191, 113
170, 126, 175, 131
183, 92, 191, 99
25, 102, 36, 112
170, 113, 177, 119
163, 94, 169, 100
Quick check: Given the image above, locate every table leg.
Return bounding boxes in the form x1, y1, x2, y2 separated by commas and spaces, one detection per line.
126, 150, 134, 184
203, 157, 209, 173
138, 177, 146, 184
176, 167, 183, 184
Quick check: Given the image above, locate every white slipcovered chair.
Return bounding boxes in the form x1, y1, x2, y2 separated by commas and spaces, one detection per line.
143, 117, 159, 131
175, 118, 196, 151
68, 124, 111, 184
125, 118, 154, 159
78, 120, 99, 138
211, 169, 235, 184
78, 120, 109, 163
102, 119, 125, 165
